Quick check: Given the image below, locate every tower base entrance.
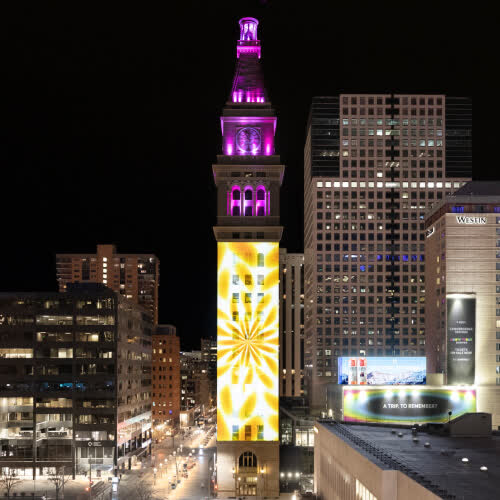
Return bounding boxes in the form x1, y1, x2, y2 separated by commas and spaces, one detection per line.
216, 441, 279, 498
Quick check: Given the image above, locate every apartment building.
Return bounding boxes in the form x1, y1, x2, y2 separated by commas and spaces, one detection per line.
56, 244, 159, 325
152, 324, 180, 433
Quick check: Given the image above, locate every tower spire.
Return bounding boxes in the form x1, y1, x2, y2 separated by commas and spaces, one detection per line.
230, 17, 267, 103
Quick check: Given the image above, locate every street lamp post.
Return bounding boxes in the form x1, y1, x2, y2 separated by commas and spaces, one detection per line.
173, 451, 178, 484
208, 466, 212, 498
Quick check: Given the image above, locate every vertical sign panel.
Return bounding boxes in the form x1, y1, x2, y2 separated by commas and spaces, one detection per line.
217, 242, 279, 442
447, 296, 475, 385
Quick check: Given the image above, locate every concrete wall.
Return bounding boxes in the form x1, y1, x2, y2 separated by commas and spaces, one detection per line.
476, 387, 500, 430
314, 423, 440, 500
450, 412, 492, 436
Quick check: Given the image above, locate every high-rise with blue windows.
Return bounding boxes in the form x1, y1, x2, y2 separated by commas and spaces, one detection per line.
304, 94, 472, 411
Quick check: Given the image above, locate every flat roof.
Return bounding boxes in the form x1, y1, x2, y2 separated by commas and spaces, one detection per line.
453, 181, 500, 197
319, 421, 500, 500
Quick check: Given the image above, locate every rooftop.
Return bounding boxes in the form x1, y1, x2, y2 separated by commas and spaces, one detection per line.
321, 421, 500, 500
453, 181, 500, 197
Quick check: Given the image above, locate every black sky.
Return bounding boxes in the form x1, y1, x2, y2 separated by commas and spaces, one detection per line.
0, 1, 494, 350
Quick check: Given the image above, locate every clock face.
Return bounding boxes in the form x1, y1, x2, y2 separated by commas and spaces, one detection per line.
236, 127, 261, 154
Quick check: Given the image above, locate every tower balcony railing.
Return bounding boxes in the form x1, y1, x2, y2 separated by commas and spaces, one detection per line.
217, 216, 280, 226
237, 40, 260, 46
216, 154, 281, 165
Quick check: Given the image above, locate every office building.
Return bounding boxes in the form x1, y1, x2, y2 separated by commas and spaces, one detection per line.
425, 181, 500, 428
314, 419, 499, 500
304, 94, 472, 411
56, 244, 160, 325
179, 351, 210, 426
213, 17, 282, 497
201, 337, 217, 401
279, 250, 305, 397
279, 398, 314, 494
0, 284, 152, 478
152, 324, 180, 435
201, 338, 217, 365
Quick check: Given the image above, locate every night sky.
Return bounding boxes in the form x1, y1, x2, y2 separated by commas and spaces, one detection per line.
0, 2, 493, 350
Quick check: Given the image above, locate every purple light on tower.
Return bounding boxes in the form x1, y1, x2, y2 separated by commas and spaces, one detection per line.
231, 186, 241, 216
237, 17, 261, 59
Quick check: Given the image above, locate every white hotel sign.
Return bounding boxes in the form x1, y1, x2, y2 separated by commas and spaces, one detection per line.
456, 216, 487, 224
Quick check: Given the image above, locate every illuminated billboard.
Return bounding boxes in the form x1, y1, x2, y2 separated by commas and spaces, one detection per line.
338, 357, 426, 385
343, 387, 476, 424
447, 296, 475, 385
217, 242, 279, 442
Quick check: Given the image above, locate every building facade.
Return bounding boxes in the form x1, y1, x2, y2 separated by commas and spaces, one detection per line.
425, 181, 500, 428
213, 17, 282, 498
152, 324, 180, 436
56, 244, 160, 325
0, 284, 152, 479
279, 250, 305, 397
201, 337, 217, 403
314, 420, 500, 500
304, 94, 472, 411
180, 351, 210, 414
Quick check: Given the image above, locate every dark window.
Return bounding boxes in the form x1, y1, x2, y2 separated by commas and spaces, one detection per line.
239, 451, 257, 468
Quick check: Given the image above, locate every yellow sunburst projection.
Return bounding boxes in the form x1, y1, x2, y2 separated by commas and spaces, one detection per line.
217, 242, 279, 442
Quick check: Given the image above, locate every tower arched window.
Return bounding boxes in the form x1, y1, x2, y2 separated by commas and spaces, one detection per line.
244, 187, 253, 216
239, 451, 257, 469
256, 187, 266, 216
230, 187, 241, 216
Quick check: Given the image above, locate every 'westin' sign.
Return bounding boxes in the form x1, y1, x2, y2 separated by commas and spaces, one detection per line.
456, 216, 487, 224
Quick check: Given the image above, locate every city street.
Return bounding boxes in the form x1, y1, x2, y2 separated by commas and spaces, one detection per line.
5, 424, 216, 500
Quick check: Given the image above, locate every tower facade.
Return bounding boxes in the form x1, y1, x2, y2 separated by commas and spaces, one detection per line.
214, 18, 282, 498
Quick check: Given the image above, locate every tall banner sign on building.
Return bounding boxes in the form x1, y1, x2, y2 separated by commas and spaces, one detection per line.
217, 242, 279, 442
446, 296, 475, 385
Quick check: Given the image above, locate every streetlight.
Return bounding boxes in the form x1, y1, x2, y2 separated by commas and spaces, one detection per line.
173, 451, 178, 484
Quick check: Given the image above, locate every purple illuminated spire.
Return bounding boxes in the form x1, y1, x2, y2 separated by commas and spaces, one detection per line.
230, 17, 267, 103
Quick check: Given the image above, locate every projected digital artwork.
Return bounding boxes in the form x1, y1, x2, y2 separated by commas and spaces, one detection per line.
217, 242, 279, 442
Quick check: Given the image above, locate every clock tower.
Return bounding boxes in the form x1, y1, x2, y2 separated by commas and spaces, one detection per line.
213, 18, 283, 498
